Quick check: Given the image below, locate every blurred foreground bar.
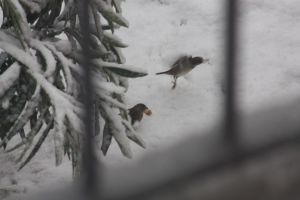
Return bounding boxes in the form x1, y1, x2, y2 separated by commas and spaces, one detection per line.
224, 0, 239, 140
30, 97, 300, 200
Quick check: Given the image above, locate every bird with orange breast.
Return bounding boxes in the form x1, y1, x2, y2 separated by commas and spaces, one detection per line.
101, 103, 152, 155
129, 103, 152, 126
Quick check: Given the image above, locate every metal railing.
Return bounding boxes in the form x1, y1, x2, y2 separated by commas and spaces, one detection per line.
224, 0, 239, 141
32, 0, 300, 199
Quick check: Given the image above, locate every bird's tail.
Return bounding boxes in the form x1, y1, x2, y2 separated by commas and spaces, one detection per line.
156, 70, 168, 75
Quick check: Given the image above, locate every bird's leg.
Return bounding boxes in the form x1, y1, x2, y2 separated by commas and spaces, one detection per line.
172, 76, 178, 89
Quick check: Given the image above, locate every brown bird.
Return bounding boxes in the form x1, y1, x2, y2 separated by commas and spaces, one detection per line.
129, 103, 152, 125
101, 104, 152, 155
156, 55, 209, 89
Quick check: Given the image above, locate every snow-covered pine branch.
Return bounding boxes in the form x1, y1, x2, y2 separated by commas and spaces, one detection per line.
0, 0, 147, 175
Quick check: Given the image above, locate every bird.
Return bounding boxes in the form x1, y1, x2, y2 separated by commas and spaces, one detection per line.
101, 104, 152, 155
129, 104, 152, 125
129, 103, 152, 125
156, 55, 209, 89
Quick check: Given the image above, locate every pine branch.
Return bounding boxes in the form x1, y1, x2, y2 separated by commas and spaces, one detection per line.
0, 85, 41, 148
93, 0, 129, 28
0, 0, 148, 172
18, 117, 54, 170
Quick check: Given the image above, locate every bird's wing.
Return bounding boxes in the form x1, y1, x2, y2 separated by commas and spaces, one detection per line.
171, 55, 188, 67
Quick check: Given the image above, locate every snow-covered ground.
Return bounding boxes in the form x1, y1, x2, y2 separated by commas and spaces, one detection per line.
1, 0, 300, 199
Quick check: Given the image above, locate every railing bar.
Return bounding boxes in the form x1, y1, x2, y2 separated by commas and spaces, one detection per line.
123, 138, 300, 200
224, 0, 239, 140
78, 0, 98, 197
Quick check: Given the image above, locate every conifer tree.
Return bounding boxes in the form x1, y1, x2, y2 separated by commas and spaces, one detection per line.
0, 0, 146, 175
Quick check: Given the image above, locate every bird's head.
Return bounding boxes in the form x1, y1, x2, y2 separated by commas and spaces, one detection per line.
190, 56, 210, 66
134, 103, 152, 116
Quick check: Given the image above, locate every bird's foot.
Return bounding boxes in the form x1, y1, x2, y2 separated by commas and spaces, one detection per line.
171, 81, 177, 89
171, 77, 178, 89
172, 76, 178, 89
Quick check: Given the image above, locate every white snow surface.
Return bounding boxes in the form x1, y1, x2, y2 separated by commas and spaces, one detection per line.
1, 0, 300, 199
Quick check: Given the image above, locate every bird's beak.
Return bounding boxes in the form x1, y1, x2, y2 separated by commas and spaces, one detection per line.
144, 108, 152, 116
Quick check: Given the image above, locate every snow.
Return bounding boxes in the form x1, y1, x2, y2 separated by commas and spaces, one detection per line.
0, 31, 24, 49
53, 40, 72, 55
11, 0, 27, 23
239, 0, 300, 109
18, 0, 49, 14
44, 43, 75, 94
93, 0, 129, 27
30, 40, 56, 77
103, 32, 128, 48
0, 41, 42, 73
1, 0, 300, 199
10, 0, 32, 40
94, 80, 126, 95
0, 62, 20, 98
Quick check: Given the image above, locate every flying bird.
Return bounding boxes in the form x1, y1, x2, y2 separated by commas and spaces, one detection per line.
156, 55, 209, 89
